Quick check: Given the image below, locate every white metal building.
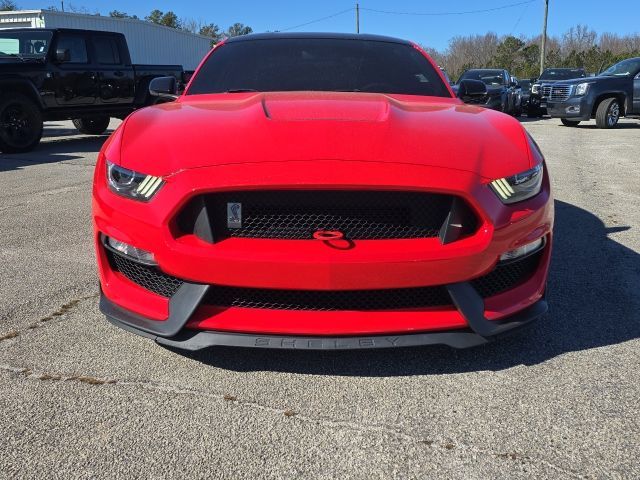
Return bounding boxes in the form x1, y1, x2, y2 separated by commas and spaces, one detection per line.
0, 10, 213, 70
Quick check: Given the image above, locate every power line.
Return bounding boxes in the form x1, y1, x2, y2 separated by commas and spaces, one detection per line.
510, 1, 531, 35
278, 8, 354, 32
359, 0, 537, 17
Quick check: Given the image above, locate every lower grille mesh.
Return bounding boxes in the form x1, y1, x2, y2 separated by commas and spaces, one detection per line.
108, 252, 182, 298
204, 285, 451, 311
106, 249, 543, 311
471, 252, 541, 298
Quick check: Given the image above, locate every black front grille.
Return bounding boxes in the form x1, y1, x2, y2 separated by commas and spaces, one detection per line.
204, 285, 451, 311
108, 251, 183, 297
185, 190, 462, 241
549, 84, 572, 101
471, 251, 541, 298
106, 249, 542, 310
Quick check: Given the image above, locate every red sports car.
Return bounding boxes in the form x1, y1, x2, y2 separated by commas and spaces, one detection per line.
94, 33, 553, 350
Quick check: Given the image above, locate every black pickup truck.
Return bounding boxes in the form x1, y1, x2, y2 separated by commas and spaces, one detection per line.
0, 28, 186, 153
546, 57, 640, 128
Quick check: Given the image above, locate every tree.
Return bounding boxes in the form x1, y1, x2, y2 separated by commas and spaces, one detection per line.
199, 23, 223, 45
180, 18, 200, 34
0, 0, 18, 10
562, 24, 596, 55
426, 24, 640, 79
226, 23, 252, 37
200, 23, 221, 39
60, 3, 96, 14
443, 32, 499, 79
110, 10, 138, 19
145, 10, 181, 29
491, 36, 525, 72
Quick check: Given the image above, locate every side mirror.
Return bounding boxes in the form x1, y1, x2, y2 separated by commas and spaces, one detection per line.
55, 48, 70, 63
149, 76, 178, 100
456, 79, 487, 102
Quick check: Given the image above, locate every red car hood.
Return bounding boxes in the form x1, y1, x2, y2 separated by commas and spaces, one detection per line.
114, 92, 534, 179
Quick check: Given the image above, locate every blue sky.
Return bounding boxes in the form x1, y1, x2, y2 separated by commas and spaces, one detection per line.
26, 0, 640, 50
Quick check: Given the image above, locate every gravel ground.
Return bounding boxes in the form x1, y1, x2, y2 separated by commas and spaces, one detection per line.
0, 117, 638, 479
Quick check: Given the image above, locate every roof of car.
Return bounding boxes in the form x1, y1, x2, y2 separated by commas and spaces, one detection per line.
225, 32, 412, 45
0, 27, 123, 35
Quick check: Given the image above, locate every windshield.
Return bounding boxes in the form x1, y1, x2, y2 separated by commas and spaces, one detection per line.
459, 70, 505, 86
0, 30, 52, 59
600, 58, 640, 77
187, 38, 451, 98
539, 68, 585, 80
518, 80, 531, 91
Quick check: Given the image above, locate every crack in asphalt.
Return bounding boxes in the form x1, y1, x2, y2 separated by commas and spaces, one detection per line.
0, 293, 98, 342
0, 362, 582, 477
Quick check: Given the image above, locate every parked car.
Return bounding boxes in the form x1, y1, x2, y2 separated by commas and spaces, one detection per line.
453, 68, 520, 115
510, 75, 524, 116
547, 57, 640, 128
517, 78, 534, 115
0, 28, 187, 153
95, 33, 552, 351
529, 68, 587, 116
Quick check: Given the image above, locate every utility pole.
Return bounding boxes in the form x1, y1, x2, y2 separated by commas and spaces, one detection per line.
356, 3, 360, 33
539, 0, 549, 75
61, 1, 64, 12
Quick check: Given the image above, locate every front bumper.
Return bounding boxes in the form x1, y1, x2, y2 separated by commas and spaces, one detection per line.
100, 286, 548, 350
547, 96, 592, 120
95, 159, 553, 347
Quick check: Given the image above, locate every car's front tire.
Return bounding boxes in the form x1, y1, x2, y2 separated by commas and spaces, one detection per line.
72, 116, 111, 135
595, 98, 620, 129
561, 119, 581, 127
0, 93, 43, 154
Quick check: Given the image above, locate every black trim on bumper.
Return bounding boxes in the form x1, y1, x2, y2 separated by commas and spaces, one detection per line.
100, 284, 548, 350
99, 282, 209, 337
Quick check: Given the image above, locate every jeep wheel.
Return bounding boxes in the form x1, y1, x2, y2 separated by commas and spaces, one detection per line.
561, 119, 580, 127
595, 98, 620, 129
72, 116, 111, 135
0, 94, 43, 154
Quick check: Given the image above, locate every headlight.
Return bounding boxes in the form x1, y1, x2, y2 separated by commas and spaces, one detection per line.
490, 164, 543, 204
574, 82, 590, 96
106, 161, 164, 201
531, 84, 539, 94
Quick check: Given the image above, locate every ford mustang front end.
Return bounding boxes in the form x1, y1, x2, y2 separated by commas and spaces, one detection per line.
93, 33, 553, 350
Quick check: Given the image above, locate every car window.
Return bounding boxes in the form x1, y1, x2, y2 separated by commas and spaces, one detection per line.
56, 34, 88, 63
539, 69, 585, 80
0, 30, 52, 58
93, 36, 121, 65
459, 70, 505, 86
188, 38, 451, 98
600, 58, 640, 77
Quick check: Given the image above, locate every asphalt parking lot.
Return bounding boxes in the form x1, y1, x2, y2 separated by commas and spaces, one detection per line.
0, 117, 638, 479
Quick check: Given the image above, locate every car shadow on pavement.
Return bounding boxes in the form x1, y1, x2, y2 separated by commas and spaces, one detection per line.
184, 199, 639, 376
565, 123, 640, 129
0, 134, 111, 172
